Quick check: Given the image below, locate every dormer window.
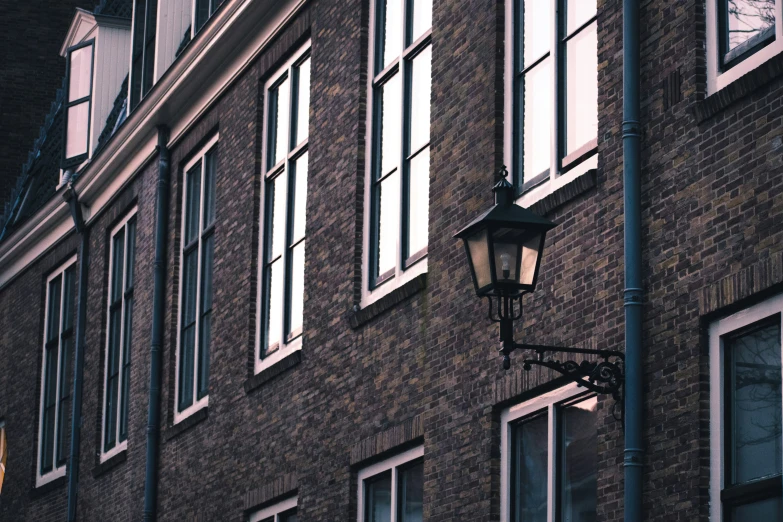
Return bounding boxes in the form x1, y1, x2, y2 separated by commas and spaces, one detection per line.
130, 0, 157, 110
63, 41, 94, 167
194, 0, 224, 35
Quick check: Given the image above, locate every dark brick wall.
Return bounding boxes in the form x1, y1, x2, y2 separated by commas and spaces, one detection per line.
0, 0, 95, 212
3, 0, 783, 521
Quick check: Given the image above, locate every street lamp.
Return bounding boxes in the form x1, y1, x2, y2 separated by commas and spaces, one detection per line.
455, 169, 625, 419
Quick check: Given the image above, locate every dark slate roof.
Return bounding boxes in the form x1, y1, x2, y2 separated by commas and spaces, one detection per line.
0, 0, 132, 241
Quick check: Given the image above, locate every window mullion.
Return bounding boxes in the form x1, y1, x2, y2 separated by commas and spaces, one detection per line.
192, 159, 205, 404
550, 0, 560, 183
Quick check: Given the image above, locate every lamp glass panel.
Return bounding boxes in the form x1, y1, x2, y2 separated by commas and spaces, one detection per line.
466, 229, 491, 290
520, 234, 542, 285
493, 242, 519, 284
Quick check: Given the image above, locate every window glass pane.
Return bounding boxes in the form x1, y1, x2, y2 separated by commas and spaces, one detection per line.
185, 163, 202, 244
62, 268, 76, 331
182, 250, 199, 327
292, 152, 308, 243
409, 0, 432, 44
407, 147, 429, 258
47, 276, 62, 343
126, 219, 137, 289
41, 346, 58, 471
409, 46, 431, 154
520, 58, 551, 183
198, 235, 214, 398
266, 259, 283, 350
511, 414, 548, 522
726, 0, 775, 52
727, 322, 782, 485
288, 241, 305, 337
564, 22, 598, 158
561, 397, 598, 522
57, 337, 72, 463
381, 0, 402, 70
203, 148, 217, 229
398, 462, 423, 522
179, 323, 195, 410
269, 77, 291, 168
379, 74, 401, 177
520, 0, 550, 68
195, 0, 209, 32
365, 471, 392, 522
565, 0, 596, 34
281, 511, 298, 522
269, 173, 287, 260
295, 58, 311, 146
377, 170, 400, 278
730, 497, 783, 522
69, 46, 92, 101
112, 229, 126, 302
106, 307, 122, 447
119, 297, 133, 441
66, 102, 90, 159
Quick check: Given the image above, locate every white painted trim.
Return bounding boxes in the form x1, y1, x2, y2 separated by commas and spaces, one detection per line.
173, 133, 219, 425
247, 495, 297, 522
499, 383, 592, 522
99, 207, 137, 462
360, 0, 431, 309
504, 0, 598, 211
36, 255, 77, 488
0, 0, 306, 290
708, 292, 783, 522
255, 41, 311, 375
706, 0, 783, 95
356, 445, 424, 522
61, 9, 98, 57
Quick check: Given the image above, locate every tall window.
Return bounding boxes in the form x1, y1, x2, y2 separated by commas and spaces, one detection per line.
501, 385, 598, 522
257, 43, 310, 371
176, 136, 217, 422
37, 257, 77, 486
707, 1, 783, 93
194, 0, 225, 34
365, 0, 432, 299
130, 0, 158, 110
509, 0, 597, 195
101, 209, 137, 460
710, 295, 783, 522
357, 446, 424, 522
248, 496, 298, 522
63, 42, 94, 168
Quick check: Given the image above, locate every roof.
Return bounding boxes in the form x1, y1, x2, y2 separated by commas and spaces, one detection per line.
0, 0, 131, 241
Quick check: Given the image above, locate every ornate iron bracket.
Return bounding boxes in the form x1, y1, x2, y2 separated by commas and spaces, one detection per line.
486, 295, 626, 423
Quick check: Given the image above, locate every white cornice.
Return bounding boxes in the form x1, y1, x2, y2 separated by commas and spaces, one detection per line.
0, 0, 307, 289
60, 9, 97, 56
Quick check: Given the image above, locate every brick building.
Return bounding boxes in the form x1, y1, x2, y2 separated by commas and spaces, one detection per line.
0, 0, 781, 520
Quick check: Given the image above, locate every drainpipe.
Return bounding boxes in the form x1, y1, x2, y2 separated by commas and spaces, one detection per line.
63, 173, 89, 522
623, 0, 644, 520
143, 126, 170, 522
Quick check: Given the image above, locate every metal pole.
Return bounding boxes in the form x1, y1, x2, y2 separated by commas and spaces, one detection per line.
623, 0, 644, 520
65, 181, 88, 522
143, 126, 170, 522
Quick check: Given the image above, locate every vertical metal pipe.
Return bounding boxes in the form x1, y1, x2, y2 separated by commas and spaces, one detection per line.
143, 126, 170, 522
623, 0, 644, 520
65, 183, 88, 522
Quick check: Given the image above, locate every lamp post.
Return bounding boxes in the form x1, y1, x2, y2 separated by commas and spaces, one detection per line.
455, 169, 626, 418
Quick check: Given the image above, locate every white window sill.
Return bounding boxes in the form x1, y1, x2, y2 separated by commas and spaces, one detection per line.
173, 395, 209, 426
36, 465, 66, 488
361, 257, 427, 309
255, 337, 302, 375
516, 154, 597, 210
99, 440, 128, 463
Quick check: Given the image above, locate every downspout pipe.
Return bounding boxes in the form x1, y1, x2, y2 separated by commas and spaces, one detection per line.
143, 125, 170, 522
63, 174, 89, 522
623, 0, 644, 520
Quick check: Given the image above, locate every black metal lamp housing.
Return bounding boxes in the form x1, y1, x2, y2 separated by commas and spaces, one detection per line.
454, 175, 556, 298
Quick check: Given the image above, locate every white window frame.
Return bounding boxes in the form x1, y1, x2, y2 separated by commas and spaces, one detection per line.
255, 40, 311, 375
356, 445, 424, 522
709, 292, 783, 522
361, 0, 431, 308
499, 383, 596, 522
174, 133, 219, 424
36, 255, 77, 487
247, 496, 297, 522
504, 0, 598, 210
99, 207, 137, 462
706, 0, 783, 95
